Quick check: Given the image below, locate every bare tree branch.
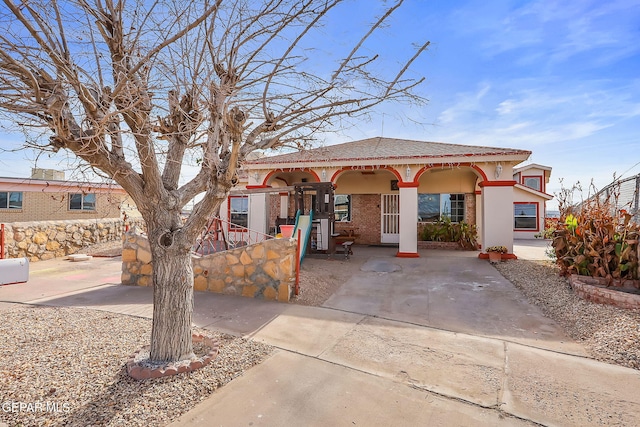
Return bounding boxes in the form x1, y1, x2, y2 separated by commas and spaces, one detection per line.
0, 0, 429, 363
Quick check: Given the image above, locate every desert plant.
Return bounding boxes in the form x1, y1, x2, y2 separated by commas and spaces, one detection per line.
552, 180, 640, 284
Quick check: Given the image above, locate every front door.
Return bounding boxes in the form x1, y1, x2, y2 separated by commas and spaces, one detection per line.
381, 194, 400, 244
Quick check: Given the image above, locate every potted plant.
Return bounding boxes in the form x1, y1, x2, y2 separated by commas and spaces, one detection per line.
486, 245, 507, 263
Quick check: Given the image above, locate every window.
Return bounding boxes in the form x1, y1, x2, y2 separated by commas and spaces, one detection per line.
228, 196, 248, 228
334, 194, 351, 221
514, 203, 538, 230
0, 191, 23, 209
523, 176, 542, 192
418, 193, 465, 222
69, 193, 96, 211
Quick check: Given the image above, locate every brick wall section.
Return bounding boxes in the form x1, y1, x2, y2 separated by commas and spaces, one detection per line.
417, 241, 465, 250
465, 193, 476, 225
122, 229, 296, 302
0, 191, 134, 223
2, 218, 145, 261
268, 194, 280, 233
334, 194, 380, 245
569, 275, 640, 310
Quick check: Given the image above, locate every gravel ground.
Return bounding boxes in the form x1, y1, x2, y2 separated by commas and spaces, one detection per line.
494, 259, 640, 370
0, 306, 272, 427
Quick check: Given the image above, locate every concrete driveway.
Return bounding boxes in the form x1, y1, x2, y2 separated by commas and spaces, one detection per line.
322, 245, 579, 354
3, 244, 640, 426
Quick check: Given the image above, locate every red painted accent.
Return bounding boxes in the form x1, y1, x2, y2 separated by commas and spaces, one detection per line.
478, 253, 518, 260
478, 180, 517, 187
330, 165, 403, 184
474, 190, 482, 195
246, 184, 271, 189
261, 168, 321, 186
396, 181, 419, 188
278, 192, 289, 196
415, 163, 489, 183
1, 223, 4, 259
396, 251, 420, 258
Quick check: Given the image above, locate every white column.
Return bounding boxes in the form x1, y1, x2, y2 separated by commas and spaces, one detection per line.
475, 192, 483, 247
480, 183, 514, 253
397, 184, 419, 257
279, 192, 289, 219
248, 193, 268, 239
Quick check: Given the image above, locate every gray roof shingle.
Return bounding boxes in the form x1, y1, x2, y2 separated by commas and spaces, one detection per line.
248, 137, 531, 165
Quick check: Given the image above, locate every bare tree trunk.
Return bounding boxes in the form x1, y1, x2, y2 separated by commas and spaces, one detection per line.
148, 232, 194, 362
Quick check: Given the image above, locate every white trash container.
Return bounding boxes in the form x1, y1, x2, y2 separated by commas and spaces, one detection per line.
0, 257, 29, 285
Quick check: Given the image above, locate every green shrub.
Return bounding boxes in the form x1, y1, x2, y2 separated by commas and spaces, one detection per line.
418, 217, 478, 250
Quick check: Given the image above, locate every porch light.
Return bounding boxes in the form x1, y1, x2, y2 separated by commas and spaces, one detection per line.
405, 165, 411, 180
253, 172, 260, 182
494, 163, 502, 179
321, 169, 327, 181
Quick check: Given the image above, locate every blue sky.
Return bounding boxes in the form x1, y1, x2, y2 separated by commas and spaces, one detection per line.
1, 0, 639, 211
336, 0, 640, 209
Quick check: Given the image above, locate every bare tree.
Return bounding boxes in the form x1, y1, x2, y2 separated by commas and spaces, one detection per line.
0, 0, 428, 364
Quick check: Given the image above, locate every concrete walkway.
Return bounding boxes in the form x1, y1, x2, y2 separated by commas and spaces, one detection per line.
1, 245, 639, 426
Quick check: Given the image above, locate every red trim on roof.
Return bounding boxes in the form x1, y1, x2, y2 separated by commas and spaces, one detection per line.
262, 168, 321, 186
478, 180, 517, 187
246, 185, 271, 189
330, 165, 402, 183
415, 163, 488, 182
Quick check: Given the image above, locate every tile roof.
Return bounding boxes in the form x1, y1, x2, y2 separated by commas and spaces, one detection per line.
247, 137, 531, 165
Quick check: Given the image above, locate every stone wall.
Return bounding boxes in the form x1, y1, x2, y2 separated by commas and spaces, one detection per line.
121, 230, 296, 302
1, 218, 145, 261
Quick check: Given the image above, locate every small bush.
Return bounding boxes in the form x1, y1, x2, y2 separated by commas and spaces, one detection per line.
418, 217, 478, 250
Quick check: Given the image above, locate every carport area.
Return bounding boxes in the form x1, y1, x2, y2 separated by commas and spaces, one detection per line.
321, 244, 581, 354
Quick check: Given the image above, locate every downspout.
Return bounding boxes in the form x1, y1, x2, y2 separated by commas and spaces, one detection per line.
1, 223, 5, 259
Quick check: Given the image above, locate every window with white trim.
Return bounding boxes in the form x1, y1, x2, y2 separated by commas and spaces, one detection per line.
523, 176, 542, 191
514, 203, 537, 229
0, 191, 23, 209
69, 193, 96, 211
228, 196, 248, 229
418, 193, 465, 222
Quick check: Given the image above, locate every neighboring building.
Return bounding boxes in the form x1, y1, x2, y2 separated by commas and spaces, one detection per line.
0, 169, 140, 223
221, 137, 553, 258
512, 163, 554, 238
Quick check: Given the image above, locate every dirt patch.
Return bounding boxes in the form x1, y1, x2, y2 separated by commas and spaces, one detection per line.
292, 254, 366, 306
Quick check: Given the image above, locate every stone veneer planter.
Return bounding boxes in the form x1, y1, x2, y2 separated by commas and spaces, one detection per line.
569, 275, 640, 310
121, 229, 296, 302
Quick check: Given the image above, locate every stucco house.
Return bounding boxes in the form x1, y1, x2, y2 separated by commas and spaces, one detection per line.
219, 137, 552, 258
0, 169, 140, 223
